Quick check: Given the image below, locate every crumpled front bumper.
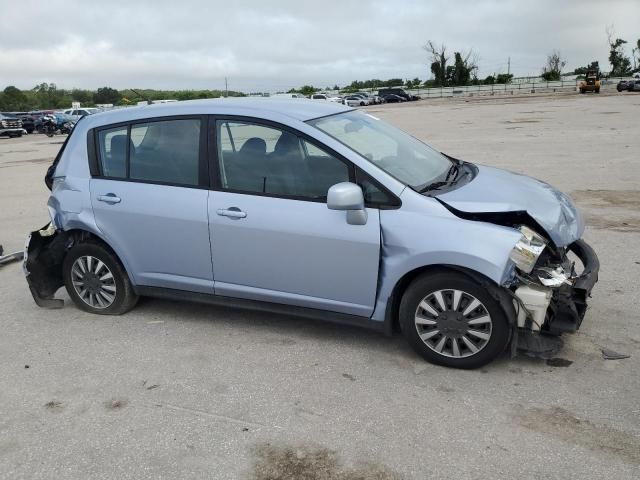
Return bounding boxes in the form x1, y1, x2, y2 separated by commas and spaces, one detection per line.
514, 238, 599, 357
544, 239, 599, 335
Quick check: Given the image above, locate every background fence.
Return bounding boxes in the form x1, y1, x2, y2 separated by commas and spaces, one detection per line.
338, 77, 635, 99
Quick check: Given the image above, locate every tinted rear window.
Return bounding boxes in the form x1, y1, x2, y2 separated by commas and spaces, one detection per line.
96, 118, 202, 186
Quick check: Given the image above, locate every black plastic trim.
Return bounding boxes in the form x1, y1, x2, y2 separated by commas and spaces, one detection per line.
355, 168, 402, 209
542, 239, 599, 336
569, 239, 599, 294
87, 128, 99, 176
135, 286, 386, 333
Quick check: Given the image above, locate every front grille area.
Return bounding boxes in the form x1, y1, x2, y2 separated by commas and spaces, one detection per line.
4, 119, 23, 128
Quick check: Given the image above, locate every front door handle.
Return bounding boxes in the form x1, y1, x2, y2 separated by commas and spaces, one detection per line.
216, 207, 246, 219
97, 193, 121, 204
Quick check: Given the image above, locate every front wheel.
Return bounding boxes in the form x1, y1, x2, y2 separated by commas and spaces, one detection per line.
63, 242, 138, 315
399, 271, 511, 369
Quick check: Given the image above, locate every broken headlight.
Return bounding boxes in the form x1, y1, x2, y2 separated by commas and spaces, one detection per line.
509, 226, 546, 274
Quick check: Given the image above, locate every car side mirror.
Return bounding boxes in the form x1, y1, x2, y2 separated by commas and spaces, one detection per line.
327, 182, 368, 225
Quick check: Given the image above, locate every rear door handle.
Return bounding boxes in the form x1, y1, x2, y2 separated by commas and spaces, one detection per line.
97, 193, 121, 204
216, 207, 246, 219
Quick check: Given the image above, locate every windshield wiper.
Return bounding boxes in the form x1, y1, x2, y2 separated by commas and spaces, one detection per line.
418, 162, 460, 193
445, 162, 459, 181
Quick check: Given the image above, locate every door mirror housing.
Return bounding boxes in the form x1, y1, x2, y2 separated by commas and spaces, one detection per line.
327, 182, 368, 225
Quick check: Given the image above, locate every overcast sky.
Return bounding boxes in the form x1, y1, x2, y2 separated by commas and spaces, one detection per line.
1, 0, 638, 92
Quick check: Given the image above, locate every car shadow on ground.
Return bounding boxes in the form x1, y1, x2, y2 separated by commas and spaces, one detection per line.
131, 295, 540, 371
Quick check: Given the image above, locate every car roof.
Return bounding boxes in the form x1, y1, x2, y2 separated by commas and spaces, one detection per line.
81, 98, 352, 129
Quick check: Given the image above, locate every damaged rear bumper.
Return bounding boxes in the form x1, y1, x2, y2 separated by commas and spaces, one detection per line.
23, 223, 67, 309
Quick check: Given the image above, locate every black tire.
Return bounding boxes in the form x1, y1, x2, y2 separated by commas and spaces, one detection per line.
63, 242, 138, 315
399, 270, 511, 369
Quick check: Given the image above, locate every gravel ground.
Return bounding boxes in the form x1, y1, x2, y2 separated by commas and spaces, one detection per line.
1, 91, 639, 479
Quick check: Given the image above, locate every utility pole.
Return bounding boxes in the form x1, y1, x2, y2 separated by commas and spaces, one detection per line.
225, 77, 228, 97
507, 57, 511, 75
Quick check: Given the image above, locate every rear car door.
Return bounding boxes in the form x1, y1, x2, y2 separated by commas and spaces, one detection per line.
90, 116, 213, 293
208, 118, 381, 317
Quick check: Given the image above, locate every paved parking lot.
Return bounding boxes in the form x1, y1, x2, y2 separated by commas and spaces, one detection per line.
1, 93, 639, 479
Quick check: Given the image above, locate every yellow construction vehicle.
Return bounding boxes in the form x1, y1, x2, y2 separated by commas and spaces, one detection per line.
579, 69, 600, 94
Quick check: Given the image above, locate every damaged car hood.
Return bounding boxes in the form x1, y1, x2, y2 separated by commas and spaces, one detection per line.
436, 165, 584, 247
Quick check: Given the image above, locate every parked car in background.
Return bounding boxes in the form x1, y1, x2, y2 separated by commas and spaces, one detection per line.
381, 94, 406, 103
25, 98, 599, 369
62, 108, 101, 122
626, 80, 640, 92
35, 113, 76, 134
353, 94, 371, 105
616, 80, 630, 92
8, 112, 35, 133
310, 93, 343, 103
353, 92, 374, 104
31, 111, 55, 133
343, 95, 367, 107
272, 93, 306, 99
0, 113, 25, 138
378, 88, 413, 101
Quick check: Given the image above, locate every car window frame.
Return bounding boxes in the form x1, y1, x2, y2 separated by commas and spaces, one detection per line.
88, 114, 209, 190
208, 114, 400, 208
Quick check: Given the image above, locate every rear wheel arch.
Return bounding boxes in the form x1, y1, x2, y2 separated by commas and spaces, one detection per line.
63, 229, 136, 286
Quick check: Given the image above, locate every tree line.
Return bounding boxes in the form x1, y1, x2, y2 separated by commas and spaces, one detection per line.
0, 83, 245, 111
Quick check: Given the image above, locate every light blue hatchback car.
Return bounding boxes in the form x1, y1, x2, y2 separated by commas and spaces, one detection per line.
25, 98, 598, 368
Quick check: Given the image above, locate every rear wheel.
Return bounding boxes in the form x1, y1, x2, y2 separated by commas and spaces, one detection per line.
399, 271, 511, 369
63, 243, 138, 315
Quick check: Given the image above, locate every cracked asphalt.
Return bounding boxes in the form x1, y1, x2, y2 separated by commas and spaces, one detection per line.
1, 90, 639, 479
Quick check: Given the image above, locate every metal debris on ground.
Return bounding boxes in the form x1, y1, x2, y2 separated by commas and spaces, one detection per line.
0, 245, 24, 267
601, 348, 631, 360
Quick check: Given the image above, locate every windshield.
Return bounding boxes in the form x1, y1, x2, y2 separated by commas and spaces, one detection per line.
308, 110, 451, 190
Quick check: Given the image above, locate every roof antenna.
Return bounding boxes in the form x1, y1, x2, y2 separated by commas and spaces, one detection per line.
129, 88, 152, 105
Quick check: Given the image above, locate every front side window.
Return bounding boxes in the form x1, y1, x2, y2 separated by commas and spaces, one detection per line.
217, 121, 349, 199
97, 118, 201, 186
308, 110, 450, 191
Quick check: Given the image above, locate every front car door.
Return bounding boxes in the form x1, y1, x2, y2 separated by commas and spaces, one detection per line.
90, 116, 213, 293
208, 118, 381, 317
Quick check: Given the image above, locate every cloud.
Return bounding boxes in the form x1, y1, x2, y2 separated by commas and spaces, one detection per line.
1, 0, 638, 91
